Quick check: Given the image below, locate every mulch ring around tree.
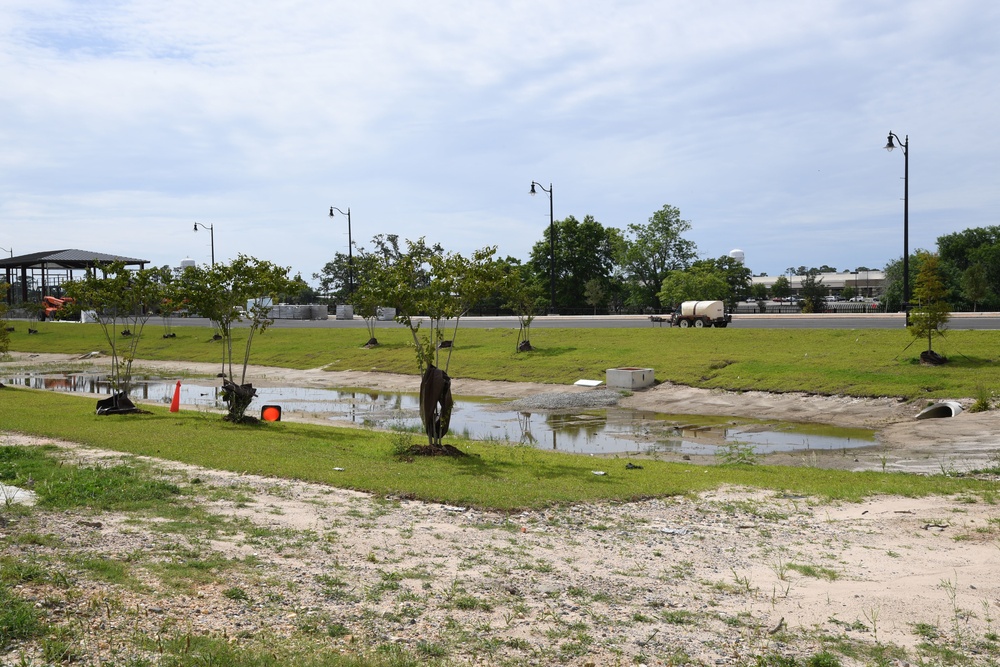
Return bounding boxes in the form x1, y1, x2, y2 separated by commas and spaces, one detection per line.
920, 350, 948, 365
398, 443, 467, 459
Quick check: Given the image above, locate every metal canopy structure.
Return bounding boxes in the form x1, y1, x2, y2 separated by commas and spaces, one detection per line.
1, 249, 149, 305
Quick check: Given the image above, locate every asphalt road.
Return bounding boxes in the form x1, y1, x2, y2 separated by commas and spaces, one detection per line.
164, 313, 1000, 330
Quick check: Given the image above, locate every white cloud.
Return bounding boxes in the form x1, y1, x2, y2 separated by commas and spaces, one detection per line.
0, 0, 998, 279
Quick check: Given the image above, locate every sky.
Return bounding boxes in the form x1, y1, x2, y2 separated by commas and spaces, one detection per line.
2, 0, 999, 284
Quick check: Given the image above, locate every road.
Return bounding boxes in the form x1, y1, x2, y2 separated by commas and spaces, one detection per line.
164, 313, 1000, 330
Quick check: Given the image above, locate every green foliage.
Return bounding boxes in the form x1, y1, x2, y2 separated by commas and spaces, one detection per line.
969, 383, 994, 413
2, 390, 994, 510
64, 263, 173, 397
0, 582, 46, 647
529, 214, 622, 311
697, 256, 752, 310
799, 271, 828, 314
657, 265, 729, 308
500, 262, 546, 351
770, 275, 792, 300
363, 237, 501, 374
716, 442, 760, 466
176, 255, 294, 420
616, 204, 698, 310
312, 251, 354, 303
9, 323, 1000, 400
582, 278, 606, 314
960, 262, 992, 311
909, 251, 951, 354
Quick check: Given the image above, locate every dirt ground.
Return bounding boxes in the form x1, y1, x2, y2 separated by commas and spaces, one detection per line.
3, 353, 1000, 665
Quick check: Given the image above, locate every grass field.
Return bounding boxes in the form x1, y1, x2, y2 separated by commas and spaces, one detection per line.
5, 320, 1000, 400
1, 387, 994, 511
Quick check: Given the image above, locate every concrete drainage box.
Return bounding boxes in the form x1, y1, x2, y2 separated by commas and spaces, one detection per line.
606, 367, 654, 390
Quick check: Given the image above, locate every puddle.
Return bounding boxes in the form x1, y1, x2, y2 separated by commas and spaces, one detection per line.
1, 372, 877, 456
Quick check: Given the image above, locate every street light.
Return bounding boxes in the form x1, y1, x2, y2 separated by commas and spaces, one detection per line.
529, 181, 555, 313
884, 131, 909, 324
328, 206, 353, 295
192, 222, 215, 266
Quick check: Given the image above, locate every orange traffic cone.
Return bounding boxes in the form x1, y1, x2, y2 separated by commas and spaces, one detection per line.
169, 381, 181, 413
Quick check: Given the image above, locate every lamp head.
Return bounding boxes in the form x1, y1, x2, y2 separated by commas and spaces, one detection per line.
329, 207, 334, 217
193, 223, 198, 232
529, 182, 537, 196
884, 133, 896, 152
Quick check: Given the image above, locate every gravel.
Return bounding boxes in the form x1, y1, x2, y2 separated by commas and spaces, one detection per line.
504, 388, 624, 411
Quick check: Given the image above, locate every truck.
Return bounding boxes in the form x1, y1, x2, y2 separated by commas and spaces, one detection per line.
670, 300, 731, 328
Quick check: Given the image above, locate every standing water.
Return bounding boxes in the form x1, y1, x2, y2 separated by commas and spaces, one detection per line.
2, 372, 876, 456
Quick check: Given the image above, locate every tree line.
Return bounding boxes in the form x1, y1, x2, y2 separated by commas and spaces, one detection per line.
881, 225, 1000, 313
315, 204, 752, 315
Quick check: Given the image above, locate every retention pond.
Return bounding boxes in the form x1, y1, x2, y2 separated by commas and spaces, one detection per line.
2, 371, 877, 457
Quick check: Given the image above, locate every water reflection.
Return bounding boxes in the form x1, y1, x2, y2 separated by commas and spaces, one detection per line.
1, 372, 876, 455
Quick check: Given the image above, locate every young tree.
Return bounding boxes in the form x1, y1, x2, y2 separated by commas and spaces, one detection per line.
364, 237, 500, 447
178, 255, 294, 422
583, 278, 606, 315
503, 274, 546, 352
65, 263, 172, 413
799, 271, 828, 313
910, 251, 951, 362
348, 251, 384, 347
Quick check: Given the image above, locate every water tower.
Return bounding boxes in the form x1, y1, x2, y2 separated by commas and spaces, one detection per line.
728, 249, 745, 264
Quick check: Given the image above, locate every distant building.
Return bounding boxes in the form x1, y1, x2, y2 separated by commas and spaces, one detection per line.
751, 270, 884, 297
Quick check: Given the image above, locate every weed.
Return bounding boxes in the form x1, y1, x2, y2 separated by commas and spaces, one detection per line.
731, 568, 755, 594
717, 441, 761, 466
787, 563, 838, 581
222, 587, 249, 601
969, 383, 994, 413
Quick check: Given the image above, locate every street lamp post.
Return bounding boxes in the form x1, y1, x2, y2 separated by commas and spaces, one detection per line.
192, 222, 215, 266
529, 181, 555, 313
328, 206, 353, 295
884, 132, 909, 324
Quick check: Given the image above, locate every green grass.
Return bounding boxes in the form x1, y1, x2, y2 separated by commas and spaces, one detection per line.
0, 388, 993, 511
6, 322, 1000, 399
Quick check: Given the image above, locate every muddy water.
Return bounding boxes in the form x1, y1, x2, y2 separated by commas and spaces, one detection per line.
2, 372, 876, 456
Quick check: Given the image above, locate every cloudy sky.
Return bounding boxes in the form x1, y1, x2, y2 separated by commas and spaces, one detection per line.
2, 1, 998, 283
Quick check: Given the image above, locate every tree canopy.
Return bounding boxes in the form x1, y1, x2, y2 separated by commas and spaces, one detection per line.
616, 205, 698, 311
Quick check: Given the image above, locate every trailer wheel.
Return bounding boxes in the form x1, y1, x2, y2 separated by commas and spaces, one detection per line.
716, 322, 728, 328
694, 319, 705, 328
679, 319, 690, 328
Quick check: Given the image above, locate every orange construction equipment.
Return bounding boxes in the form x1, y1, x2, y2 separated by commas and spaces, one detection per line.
169, 381, 181, 413
42, 296, 75, 319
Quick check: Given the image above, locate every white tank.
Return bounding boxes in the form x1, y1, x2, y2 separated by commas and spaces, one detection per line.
728, 249, 745, 264
180, 258, 196, 269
